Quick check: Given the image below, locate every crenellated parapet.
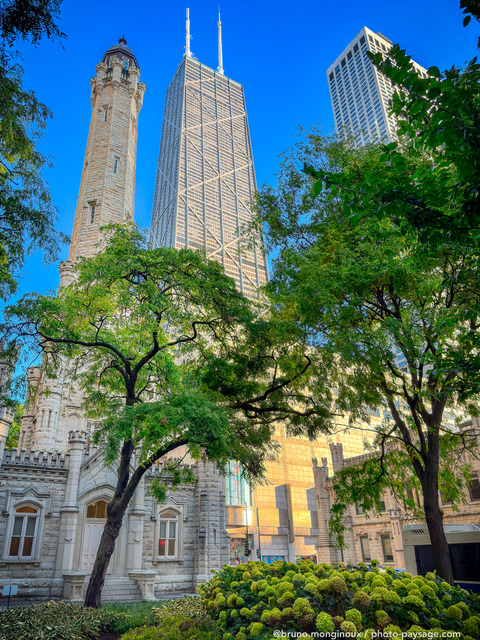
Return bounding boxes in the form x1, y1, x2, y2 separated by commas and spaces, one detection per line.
2, 447, 69, 469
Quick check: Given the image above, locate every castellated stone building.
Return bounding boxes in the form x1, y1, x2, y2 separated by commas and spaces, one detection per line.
0, 38, 229, 602
313, 421, 480, 569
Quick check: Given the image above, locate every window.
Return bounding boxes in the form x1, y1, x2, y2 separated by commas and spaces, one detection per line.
158, 509, 178, 558
89, 202, 96, 224
381, 534, 394, 562
469, 474, 480, 501
114, 158, 119, 174
354, 43, 359, 53
355, 503, 364, 515
86, 499, 108, 519
104, 110, 108, 122
225, 460, 252, 506
360, 536, 371, 562
347, 51, 352, 60
360, 36, 365, 45
8, 505, 38, 558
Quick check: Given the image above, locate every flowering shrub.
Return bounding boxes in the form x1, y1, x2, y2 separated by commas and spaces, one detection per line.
197, 560, 480, 639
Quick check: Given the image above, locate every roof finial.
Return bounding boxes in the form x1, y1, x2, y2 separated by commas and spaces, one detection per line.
217, 6, 224, 75
119, 34, 127, 45
185, 8, 193, 58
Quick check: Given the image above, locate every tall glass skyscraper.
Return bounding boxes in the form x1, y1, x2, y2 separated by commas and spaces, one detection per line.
326, 26, 427, 143
150, 55, 268, 299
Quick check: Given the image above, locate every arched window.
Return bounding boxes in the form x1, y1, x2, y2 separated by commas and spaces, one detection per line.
86, 500, 108, 519
158, 509, 178, 558
8, 505, 39, 558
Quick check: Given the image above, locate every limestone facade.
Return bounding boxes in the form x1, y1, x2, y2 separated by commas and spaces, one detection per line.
312, 430, 480, 568
0, 434, 229, 600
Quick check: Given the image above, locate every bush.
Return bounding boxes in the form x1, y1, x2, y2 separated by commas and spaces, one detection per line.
102, 600, 161, 634
197, 560, 480, 639
120, 617, 220, 640
121, 597, 221, 640
0, 601, 123, 640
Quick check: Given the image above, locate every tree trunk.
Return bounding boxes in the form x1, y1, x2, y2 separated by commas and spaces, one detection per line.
421, 467, 454, 584
84, 502, 126, 608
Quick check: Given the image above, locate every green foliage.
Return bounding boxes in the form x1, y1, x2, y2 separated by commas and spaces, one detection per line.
5, 224, 332, 605
116, 596, 222, 640
120, 617, 220, 640
0, 3, 68, 302
0, 601, 124, 640
306, 33, 480, 249
198, 560, 480, 639
0, 0, 65, 46
5, 403, 22, 447
6, 225, 332, 480
256, 127, 480, 580
101, 600, 161, 633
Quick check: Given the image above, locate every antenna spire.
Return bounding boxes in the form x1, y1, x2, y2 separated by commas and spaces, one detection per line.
185, 8, 193, 58
217, 6, 224, 75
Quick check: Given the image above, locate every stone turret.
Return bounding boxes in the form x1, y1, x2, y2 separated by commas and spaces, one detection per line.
67, 37, 146, 267
22, 38, 145, 450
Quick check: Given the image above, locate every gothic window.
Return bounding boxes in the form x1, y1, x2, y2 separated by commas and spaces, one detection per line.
158, 509, 179, 558
114, 158, 119, 174
86, 500, 108, 519
8, 505, 39, 559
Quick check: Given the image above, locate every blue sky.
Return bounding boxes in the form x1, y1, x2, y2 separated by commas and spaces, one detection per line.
12, 0, 480, 298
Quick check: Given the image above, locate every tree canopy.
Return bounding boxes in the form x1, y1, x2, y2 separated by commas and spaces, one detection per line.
4, 224, 334, 605
306, 42, 480, 247
255, 131, 480, 582
0, 0, 67, 302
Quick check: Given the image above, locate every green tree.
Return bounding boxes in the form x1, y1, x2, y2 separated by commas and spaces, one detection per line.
5, 225, 333, 607
5, 403, 22, 447
306, 26, 480, 247
255, 131, 480, 583
0, 0, 67, 301
0, 0, 65, 47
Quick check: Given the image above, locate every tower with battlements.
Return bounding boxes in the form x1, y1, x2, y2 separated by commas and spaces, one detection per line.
19, 39, 146, 451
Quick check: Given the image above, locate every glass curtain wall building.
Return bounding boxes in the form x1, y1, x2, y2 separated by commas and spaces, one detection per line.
150, 55, 268, 299
326, 26, 427, 144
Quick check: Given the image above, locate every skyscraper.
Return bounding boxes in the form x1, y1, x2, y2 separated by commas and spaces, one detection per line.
150, 11, 268, 299
150, 13, 372, 566
326, 26, 427, 143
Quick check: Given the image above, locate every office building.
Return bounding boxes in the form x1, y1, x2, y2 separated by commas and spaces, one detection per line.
150, 11, 268, 299
326, 26, 427, 143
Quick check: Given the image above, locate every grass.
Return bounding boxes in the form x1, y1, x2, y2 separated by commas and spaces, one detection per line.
101, 600, 168, 634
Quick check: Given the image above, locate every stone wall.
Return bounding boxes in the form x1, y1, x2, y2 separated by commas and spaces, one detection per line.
0, 450, 68, 599
313, 433, 480, 568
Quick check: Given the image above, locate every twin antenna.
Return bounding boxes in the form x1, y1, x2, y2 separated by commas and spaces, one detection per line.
185, 7, 224, 75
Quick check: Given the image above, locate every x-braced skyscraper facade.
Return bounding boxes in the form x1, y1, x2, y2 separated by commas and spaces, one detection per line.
150, 53, 268, 298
